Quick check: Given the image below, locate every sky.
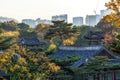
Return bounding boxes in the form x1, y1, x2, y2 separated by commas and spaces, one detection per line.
0, 0, 109, 22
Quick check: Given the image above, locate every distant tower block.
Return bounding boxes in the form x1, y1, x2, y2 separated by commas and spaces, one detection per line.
73, 17, 83, 26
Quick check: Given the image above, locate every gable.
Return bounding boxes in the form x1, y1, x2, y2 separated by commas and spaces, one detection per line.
97, 50, 115, 59
51, 46, 118, 68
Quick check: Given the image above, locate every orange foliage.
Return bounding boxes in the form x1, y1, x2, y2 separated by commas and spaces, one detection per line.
103, 32, 114, 44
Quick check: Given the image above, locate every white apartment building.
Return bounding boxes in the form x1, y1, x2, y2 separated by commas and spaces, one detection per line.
73, 17, 83, 26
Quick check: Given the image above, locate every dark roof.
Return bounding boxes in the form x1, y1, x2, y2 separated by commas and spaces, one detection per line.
110, 58, 120, 64
0, 71, 10, 76
18, 38, 45, 46
84, 31, 104, 40
50, 46, 119, 68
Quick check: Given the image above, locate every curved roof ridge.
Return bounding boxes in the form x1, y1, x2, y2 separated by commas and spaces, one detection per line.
58, 46, 102, 51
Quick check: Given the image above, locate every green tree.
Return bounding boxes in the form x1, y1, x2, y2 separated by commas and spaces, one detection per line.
0, 28, 4, 33
74, 56, 111, 80
0, 36, 14, 50
17, 23, 30, 30
44, 21, 79, 45
74, 25, 90, 46
0, 22, 17, 31
80, 56, 110, 73
110, 32, 120, 54
35, 23, 51, 40
51, 54, 80, 66
19, 30, 37, 38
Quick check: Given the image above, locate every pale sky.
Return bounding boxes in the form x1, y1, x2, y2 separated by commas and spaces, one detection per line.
0, 0, 109, 22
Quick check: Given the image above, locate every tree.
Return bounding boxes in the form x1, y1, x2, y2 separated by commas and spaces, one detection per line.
44, 21, 79, 45
74, 25, 90, 46
0, 22, 17, 31
75, 56, 111, 80
17, 23, 30, 30
110, 32, 120, 53
0, 29, 19, 50
0, 37, 14, 50
19, 30, 37, 38
103, 0, 120, 28
80, 56, 110, 73
105, 0, 120, 13
35, 23, 51, 40
0, 49, 60, 80
0, 28, 4, 33
51, 54, 80, 66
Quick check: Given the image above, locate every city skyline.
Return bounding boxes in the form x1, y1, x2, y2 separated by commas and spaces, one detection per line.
0, 0, 109, 22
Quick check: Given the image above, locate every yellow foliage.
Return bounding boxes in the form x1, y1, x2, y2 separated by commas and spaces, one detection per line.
0, 52, 10, 63
103, 12, 120, 27
114, 32, 119, 36
10, 67, 14, 72
104, 13, 116, 22
27, 73, 32, 78
104, 0, 120, 27
10, 64, 20, 72
105, 0, 120, 12
63, 35, 78, 46
0, 59, 6, 62
18, 57, 26, 64
40, 73, 46, 78
48, 63, 60, 72
21, 66, 28, 71
32, 58, 38, 62
0, 31, 19, 37
14, 64, 20, 69
3, 52, 10, 59
9, 44, 26, 54
49, 43, 57, 50
63, 39, 74, 46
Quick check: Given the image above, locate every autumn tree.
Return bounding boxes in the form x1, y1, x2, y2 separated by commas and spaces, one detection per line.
0, 49, 60, 80
104, 0, 120, 28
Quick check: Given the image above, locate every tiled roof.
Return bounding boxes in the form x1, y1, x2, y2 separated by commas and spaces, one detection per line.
84, 31, 104, 40
110, 58, 120, 63
50, 46, 119, 68
0, 71, 10, 76
18, 38, 45, 46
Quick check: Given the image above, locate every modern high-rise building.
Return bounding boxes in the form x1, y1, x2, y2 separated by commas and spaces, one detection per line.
100, 9, 113, 18
73, 17, 83, 26
0, 16, 18, 23
52, 14, 68, 22
22, 19, 36, 27
86, 15, 100, 27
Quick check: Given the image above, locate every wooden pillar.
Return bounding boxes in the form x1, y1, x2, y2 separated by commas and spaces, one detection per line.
94, 73, 99, 80
112, 71, 116, 80
85, 74, 89, 80
103, 73, 106, 80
